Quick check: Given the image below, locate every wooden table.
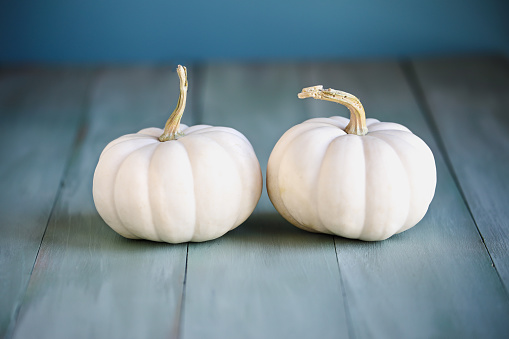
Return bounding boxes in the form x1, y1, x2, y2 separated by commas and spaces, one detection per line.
1, 56, 508, 338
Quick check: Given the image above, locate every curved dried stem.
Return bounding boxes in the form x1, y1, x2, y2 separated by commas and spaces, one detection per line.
159, 65, 188, 142
298, 85, 368, 135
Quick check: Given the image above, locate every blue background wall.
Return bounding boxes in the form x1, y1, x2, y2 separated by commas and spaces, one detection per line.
1, 0, 508, 63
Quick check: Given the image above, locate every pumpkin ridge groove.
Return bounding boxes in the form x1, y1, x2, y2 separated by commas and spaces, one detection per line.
110, 152, 136, 239
360, 135, 369, 239
369, 133, 412, 234
197, 134, 244, 232
362, 135, 399, 239
269, 127, 312, 230
315, 136, 341, 235
371, 130, 432, 232
180, 140, 197, 242
294, 127, 345, 231
222, 144, 247, 228
283, 127, 336, 231
147, 143, 163, 241
105, 140, 160, 238
113, 142, 159, 239
276, 141, 312, 231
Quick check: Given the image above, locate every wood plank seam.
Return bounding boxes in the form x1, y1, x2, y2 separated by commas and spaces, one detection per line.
333, 237, 356, 339
7, 68, 101, 339
399, 60, 505, 288
174, 243, 190, 339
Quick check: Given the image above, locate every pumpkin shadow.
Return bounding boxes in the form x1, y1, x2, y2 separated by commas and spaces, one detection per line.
40, 209, 369, 254
219, 211, 409, 250
230, 212, 303, 237
208, 211, 366, 250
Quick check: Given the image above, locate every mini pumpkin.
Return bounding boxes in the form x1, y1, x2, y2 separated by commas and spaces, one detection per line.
267, 85, 436, 241
93, 65, 262, 243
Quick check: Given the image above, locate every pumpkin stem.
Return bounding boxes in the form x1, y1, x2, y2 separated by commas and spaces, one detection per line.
159, 65, 188, 142
298, 85, 368, 136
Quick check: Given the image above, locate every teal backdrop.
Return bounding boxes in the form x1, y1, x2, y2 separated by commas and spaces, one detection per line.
1, 0, 508, 63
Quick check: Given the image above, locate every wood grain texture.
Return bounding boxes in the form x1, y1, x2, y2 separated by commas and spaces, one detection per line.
0, 68, 94, 338
303, 61, 509, 338
412, 57, 509, 290
10, 67, 191, 339
182, 64, 349, 339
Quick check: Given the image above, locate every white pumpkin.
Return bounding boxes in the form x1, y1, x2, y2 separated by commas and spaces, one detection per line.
93, 66, 262, 243
267, 86, 436, 241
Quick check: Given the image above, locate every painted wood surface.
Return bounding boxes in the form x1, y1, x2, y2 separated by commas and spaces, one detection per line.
0, 59, 508, 339
10, 67, 192, 339
303, 61, 509, 338
412, 57, 509, 290
0, 68, 94, 338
